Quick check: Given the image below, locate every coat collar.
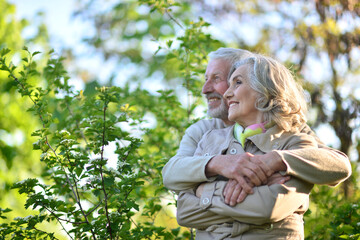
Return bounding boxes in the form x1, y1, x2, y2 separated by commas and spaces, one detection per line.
220, 124, 293, 153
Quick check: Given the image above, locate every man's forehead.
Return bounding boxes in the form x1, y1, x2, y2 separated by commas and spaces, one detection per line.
205, 59, 231, 75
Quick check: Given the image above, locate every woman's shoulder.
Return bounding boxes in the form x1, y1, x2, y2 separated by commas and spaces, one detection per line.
251, 125, 318, 151
271, 125, 319, 150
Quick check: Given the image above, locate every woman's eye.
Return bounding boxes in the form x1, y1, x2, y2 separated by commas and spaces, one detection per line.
236, 80, 242, 85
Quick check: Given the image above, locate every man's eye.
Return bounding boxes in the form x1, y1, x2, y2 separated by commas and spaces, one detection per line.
236, 80, 242, 84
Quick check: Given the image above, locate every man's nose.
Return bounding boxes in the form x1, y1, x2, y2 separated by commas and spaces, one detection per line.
202, 80, 213, 94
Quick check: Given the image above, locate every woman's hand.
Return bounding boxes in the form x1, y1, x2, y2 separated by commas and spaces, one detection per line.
223, 173, 290, 206
223, 178, 253, 206
195, 183, 206, 198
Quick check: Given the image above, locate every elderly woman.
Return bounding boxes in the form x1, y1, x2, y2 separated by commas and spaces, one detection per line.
176, 54, 318, 239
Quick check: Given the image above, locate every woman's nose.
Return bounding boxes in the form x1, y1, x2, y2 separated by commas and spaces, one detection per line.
224, 88, 233, 99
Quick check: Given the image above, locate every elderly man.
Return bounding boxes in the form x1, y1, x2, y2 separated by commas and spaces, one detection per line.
162, 47, 351, 206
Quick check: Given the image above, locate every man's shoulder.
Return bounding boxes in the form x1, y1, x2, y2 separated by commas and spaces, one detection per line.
183, 118, 228, 142
186, 118, 227, 133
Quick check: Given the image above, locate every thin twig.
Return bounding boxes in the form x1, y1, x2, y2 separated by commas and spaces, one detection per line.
33, 226, 61, 240
165, 9, 184, 29
41, 205, 74, 239
42, 205, 87, 225
66, 102, 89, 147
100, 104, 113, 239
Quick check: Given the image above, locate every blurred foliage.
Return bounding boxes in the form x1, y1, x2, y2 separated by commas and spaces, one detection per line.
0, 0, 51, 224
0, 0, 359, 239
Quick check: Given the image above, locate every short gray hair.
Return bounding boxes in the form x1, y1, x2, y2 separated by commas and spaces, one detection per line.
229, 54, 308, 132
208, 47, 253, 67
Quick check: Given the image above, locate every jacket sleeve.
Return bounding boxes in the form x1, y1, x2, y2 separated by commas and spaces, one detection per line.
193, 179, 312, 225
176, 189, 237, 229
176, 180, 312, 227
162, 119, 225, 191
276, 147, 351, 186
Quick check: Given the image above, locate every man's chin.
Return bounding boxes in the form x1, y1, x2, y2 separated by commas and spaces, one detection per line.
207, 101, 221, 109
208, 108, 228, 120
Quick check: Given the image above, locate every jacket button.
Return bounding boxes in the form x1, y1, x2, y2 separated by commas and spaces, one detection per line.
202, 198, 210, 204
230, 148, 237, 154
204, 153, 210, 156
272, 142, 279, 149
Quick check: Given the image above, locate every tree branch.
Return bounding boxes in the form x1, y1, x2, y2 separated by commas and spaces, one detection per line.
100, 103, 113, 239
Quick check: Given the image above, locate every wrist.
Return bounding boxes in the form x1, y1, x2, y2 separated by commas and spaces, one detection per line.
205, 155, 221, 177
268, 151, 287, 172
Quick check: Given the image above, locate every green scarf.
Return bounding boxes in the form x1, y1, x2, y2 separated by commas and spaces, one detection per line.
233, 122, 273, 146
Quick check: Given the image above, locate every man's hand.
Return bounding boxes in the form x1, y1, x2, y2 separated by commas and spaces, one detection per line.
251, 151, 287, 173
223, 173, 291, 206
205, 152, 273, 194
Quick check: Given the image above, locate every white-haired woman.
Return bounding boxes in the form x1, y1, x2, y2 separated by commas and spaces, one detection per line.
176, 54, 318, 239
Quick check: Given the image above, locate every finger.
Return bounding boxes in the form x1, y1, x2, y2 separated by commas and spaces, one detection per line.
223, 182, 229, 197
248, 157, 271, 182
250, 154, 273, 177
241, 156, 268, 184
266, 173, 281, 185
278, 176, 291, 184
223, 180, 235, 197
241, 167, 263, 186
267, 174, 291, 185
235, 176, 253, 194
224, 180, 237, 204
229, 184, 242, 206
237, 189, 249, 203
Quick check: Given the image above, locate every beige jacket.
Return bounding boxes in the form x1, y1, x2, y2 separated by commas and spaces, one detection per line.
162, 119, 351, 192
177, 125, 318, 239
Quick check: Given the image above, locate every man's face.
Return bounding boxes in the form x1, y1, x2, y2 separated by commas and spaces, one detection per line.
202, 58, 231, 122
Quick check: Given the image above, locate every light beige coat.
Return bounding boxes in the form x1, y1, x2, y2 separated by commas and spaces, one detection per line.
177, 125, 318, 239
162, 119, 351, 192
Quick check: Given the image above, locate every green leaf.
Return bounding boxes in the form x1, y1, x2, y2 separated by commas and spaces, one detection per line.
12, 178, 39, 194
166, 40, 173, 48
104, 177, 115, 187
339, 235, 349, 239
32, 51, 41, 57
75, 168, 83, 177
0, 48, 11, 56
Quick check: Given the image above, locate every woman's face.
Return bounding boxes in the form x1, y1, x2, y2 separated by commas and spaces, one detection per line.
224, 64, 264, 127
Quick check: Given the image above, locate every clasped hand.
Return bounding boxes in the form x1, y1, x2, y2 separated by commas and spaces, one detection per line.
197, 152, 290, 206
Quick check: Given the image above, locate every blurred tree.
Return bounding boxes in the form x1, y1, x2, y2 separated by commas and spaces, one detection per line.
0, 0, 359, 238
73, 0, 359, 238
0, 0, 46, 219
